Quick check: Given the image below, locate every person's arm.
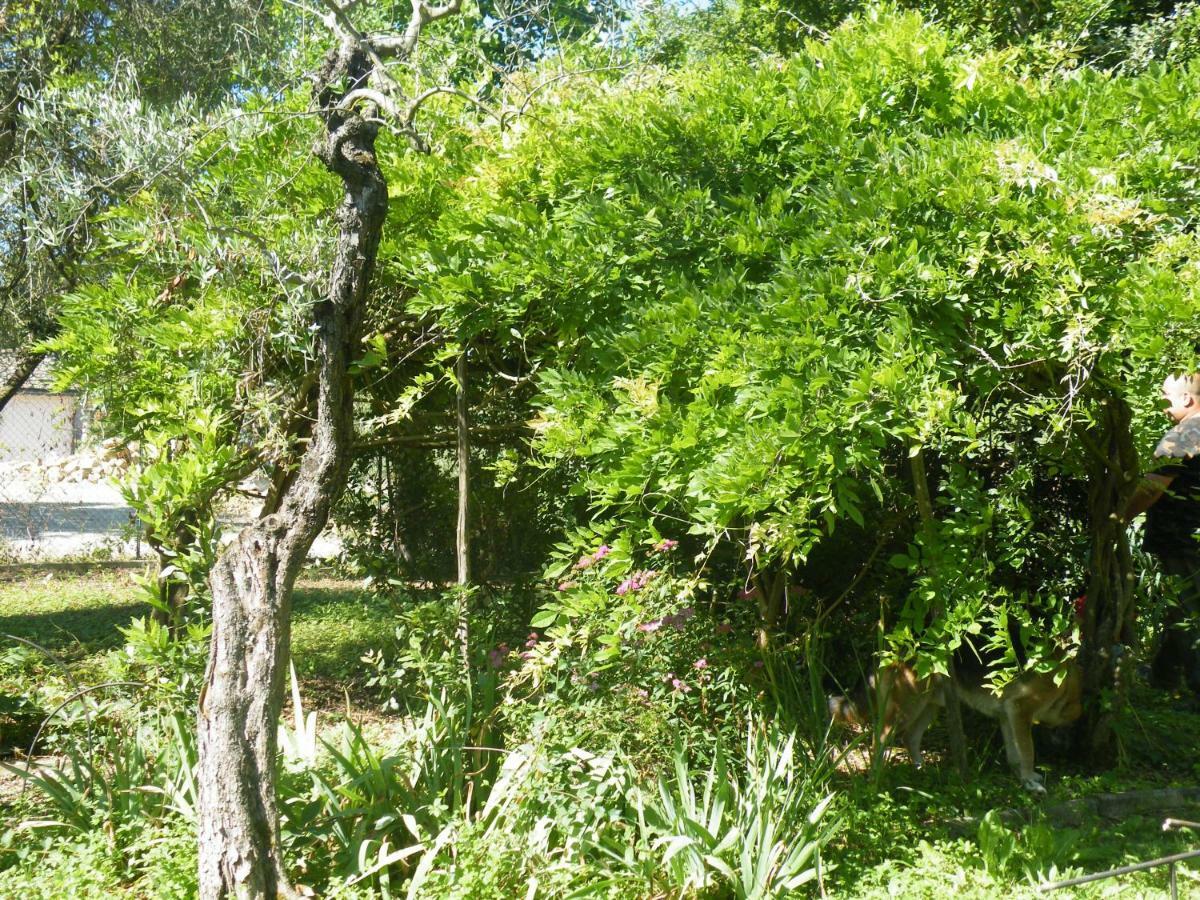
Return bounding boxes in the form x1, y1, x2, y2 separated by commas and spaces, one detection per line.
1123, 472, 1174, 522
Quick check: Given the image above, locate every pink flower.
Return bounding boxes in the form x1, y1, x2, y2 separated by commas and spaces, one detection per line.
693, 658, 708, 670
525, 632, 540, 649
636, 619, 662, 633
633, 687, 650, 700
617, 569, 658, 596
593, 544, 612, 560
654, 539, 678, 552
575, 555, 595, 571
670, 677, 691, 693
557, 580, 578, 591
488, 644, 510, 669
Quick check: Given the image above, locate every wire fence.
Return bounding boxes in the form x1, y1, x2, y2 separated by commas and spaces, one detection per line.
1039, 819, 1200, 897
0, 389, 142, 561
0, 357, 340, 563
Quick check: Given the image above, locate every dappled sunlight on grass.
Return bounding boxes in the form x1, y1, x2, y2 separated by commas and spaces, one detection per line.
291, 577, 395, 709
0, 570, 393, 711
824, 691, 1200, 898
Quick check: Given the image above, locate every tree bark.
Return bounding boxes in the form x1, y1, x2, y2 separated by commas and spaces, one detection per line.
148, 507, 198, 634
1073, 392, 1138, 765
0, 348, 46, 415
196, 36, 388, 899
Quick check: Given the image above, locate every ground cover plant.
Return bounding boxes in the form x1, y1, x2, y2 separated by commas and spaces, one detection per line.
6, 0, 1200, 897
0, 575, 1198, 897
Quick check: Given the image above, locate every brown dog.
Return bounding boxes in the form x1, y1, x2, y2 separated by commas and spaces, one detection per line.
831, 658, 1082, 792
829, 663, 945, 769
952, 661, 1082, 793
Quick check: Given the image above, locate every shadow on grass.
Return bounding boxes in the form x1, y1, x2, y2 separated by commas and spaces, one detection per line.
0, 602, 149, 657
291, 582, 395, 704
0, 577, 438, 709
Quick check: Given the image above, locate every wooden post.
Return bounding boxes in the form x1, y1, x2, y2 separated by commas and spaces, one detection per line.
455, 349, 471, 671
910, 447, 970, 779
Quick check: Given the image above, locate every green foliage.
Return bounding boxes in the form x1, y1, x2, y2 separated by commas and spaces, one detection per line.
280, 694, 483, 895
5, 574, 1200, 896
18, 2, 1200, 897
398, 6, 1200, 684
505, 530, 769, 766
642, 0, 1184, 67
1, 699, 196, 856
630, 727, 838, 898
112, 616, 210, 705
1117, 1, 1200, 72
45, 88, 334, 609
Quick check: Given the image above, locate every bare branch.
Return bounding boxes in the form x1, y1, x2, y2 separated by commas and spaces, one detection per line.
340, 86, 404, 119
354, 422, 530, 453
507, 62, 635, 125
373, 0, 464, 60
404, 86, 496, 129
316, 0, 398, 92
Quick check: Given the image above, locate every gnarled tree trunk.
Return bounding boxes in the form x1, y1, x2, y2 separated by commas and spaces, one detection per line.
1073, 391, 1138, 765
196, 36, 388, 899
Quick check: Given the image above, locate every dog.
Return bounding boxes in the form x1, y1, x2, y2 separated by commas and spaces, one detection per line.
828, 662, 945, 770
830, 650, 1082, 793
951, 656, 1082, 792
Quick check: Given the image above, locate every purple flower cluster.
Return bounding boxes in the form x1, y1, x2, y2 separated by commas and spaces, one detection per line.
654, 539, 679, 552
635, 605, 694, 633
574, 544, 612, 571
616, 569, 657, 596
668, 674, 692, 693
487, 643, 510, 669
519, 632, 540, 660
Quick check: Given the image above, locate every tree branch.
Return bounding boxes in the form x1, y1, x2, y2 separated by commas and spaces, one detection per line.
374, 0, 464, 60
354, 422, 529, 453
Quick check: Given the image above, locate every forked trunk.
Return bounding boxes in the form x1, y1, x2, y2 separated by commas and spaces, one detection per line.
196, 37, 388, 899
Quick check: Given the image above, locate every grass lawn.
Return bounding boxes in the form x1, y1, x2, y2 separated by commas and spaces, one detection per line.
0, 568, 396, 715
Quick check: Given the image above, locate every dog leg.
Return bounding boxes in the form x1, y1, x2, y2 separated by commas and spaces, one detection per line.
904, 698, 940, 769
1003, 704, 1045, 793
874, 719, 896, 768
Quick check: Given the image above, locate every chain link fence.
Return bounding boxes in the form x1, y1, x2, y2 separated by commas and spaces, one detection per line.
0, 382, 142, 561
0, 356, 341, 562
